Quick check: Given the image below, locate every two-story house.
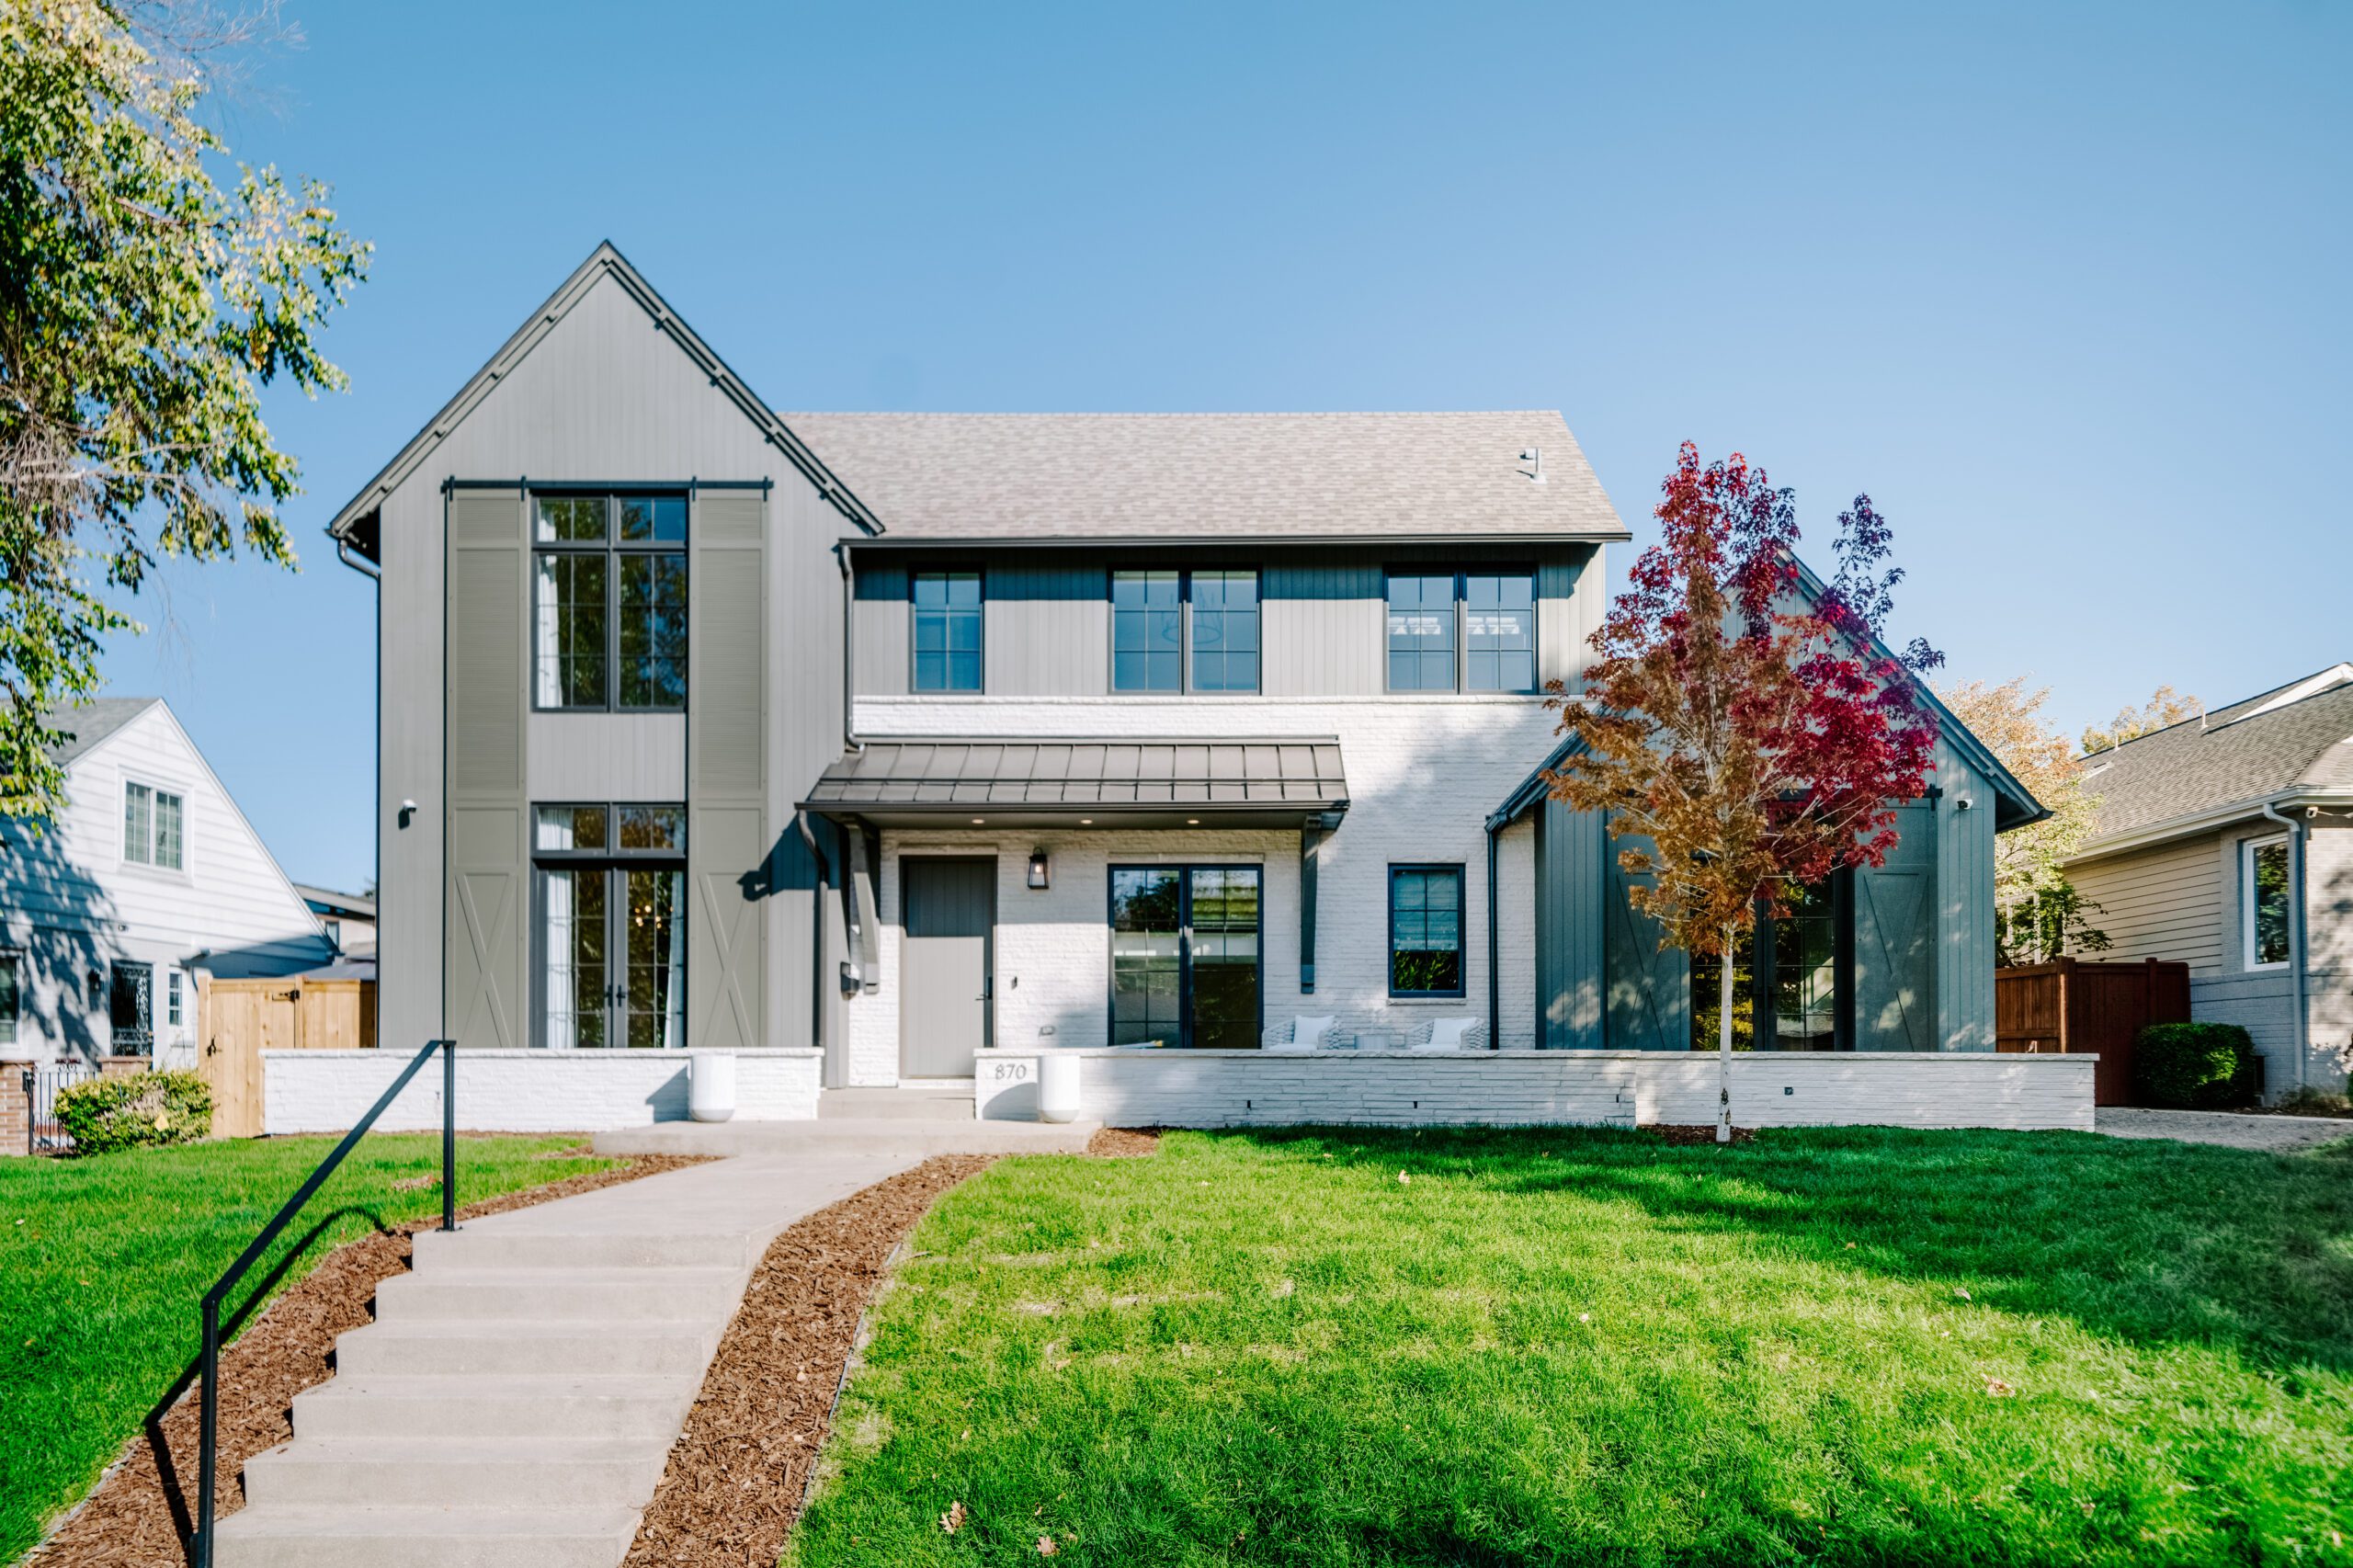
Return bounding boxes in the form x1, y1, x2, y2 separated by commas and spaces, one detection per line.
295, 244, 2080, 1134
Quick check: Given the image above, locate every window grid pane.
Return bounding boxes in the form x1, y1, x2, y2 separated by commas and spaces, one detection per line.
1390, 867, 1464, 994
2252, 841, 2291, 966
1386, 574, 1457, 691
1465, 573, 1536, 692
1111, 869, 1183, 1045
1190, 570, 1260, 693
618, 553, 688, 709
1112, 570, 1183, 692
123, 783, 152, 864
153, 791, 183, 870
535, 554, 608, 709
912, 573, 983, 692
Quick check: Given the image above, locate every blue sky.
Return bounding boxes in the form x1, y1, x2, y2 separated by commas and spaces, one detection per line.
99, 2, 2351, 892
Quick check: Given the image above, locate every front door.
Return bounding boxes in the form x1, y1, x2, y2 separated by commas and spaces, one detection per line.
108, 961, 153, 1057
1109, 865, 1262, 1049
901, 858, 995, 1078
538, 864, 688, 1049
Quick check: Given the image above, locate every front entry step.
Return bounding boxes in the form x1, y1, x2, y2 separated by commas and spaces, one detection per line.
210, 1503, 642, 1568
819, 1084, 976, 1120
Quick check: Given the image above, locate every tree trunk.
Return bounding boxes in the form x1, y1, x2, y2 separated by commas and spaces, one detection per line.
1716, 930, 1735, 1144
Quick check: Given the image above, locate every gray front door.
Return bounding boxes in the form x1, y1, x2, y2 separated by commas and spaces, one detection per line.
901, 858, 995, 1077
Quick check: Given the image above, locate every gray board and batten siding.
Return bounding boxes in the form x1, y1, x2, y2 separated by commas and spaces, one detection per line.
851, 544, 1604, 699
1520, 736, 2002, 1053
351, 253, 867, 1062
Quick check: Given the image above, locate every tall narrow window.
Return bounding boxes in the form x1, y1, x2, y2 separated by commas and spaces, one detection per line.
533, 493, 688, 710
1385, 574, 1458, 691
166, 968, 185, 1028
1112, 570, 1183, 692
0, 952, 19, 1046
911, 572, 983, 692
1389, 865, 1465, 997
2245, 835, 2291, 969
122, 782, 184, 869
1465, 572, 1536, 692
1189, 571, 1260, 692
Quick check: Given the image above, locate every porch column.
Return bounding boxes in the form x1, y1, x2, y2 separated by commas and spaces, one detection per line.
1300, 811, 1341, 994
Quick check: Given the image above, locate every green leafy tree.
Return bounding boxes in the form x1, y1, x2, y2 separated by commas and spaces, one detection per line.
1935, 676, 2112, 964
2080, 684, 2201, 755
1, 0, 368, 821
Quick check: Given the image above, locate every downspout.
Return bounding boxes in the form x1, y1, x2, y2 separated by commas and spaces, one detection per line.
2257, 799, 2310, 1094
1485, 820, 1501, 1051
836, 543, 864, 753
331, 523, 382, 1010
795, 813, 830, 1066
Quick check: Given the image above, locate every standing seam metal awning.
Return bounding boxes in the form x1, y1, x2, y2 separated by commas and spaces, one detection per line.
798, 737, 1348, 825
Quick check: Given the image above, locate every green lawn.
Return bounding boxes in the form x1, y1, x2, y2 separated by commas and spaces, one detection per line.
0, 1133, 617, 1560
790, 1126, 2353, 1567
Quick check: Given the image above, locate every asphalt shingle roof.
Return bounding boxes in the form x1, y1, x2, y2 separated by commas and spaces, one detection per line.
2079, 667, 2353, 842
37, 698, 159, 767
781, 411, 1629, 541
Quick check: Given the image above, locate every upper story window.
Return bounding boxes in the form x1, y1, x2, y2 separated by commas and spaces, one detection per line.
2244, 835, 2291, 969
911, 572, 983, 692
1387, 570, 1537, 693
1112, 569, 1259, 693
532, 493, 687, 712
123, 780, 184, 870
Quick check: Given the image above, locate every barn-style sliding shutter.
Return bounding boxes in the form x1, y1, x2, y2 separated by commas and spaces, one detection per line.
688, 490, 767, 1050
1852, 801, 1936, 1050
1602, 820, 1689, 1051
446, 488, 529, 1049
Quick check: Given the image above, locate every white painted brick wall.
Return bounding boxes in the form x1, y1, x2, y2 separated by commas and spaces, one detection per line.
264, 1049, 822, 1134
846, 696, 1559, 1083
1066, 1049, 2094, 1132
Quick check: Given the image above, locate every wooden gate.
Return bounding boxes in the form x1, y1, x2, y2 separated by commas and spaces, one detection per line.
200, 976, 378, 1138
1995, 957, 2189, 1106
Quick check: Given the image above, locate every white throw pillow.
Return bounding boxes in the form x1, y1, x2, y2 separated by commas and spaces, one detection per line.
1269, 1015, 1336, 1054
1417, 1017, 1475, 1052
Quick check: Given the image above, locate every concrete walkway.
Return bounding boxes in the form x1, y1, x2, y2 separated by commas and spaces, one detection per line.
214, 1153, 912, 1568
2095, 1107, 2353, 1153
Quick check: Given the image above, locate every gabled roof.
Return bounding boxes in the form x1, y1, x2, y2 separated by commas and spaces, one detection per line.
2074, 664, 2353, 850
38, 697, 162, 767
324, 243, 882, 552
787, 411, 1628, 543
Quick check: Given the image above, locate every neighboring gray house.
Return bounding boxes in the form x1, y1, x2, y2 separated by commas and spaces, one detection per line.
295, 883, 377, 957
308, 244, 2066, 1132
2066, 664, 2353, 1099
0, 698, 332, 1066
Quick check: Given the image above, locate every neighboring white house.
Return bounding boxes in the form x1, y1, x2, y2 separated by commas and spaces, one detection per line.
0, 698, 332, 1067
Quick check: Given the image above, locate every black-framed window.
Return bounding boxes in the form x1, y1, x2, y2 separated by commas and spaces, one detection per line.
912, 571, 983, 692
1112, 569, 1259, 693
1385, 574, 1458, 691
1388, 864, 1465, 997
1109, 864, 1262, 1048
1386, 570, 1538, 692
1465, 572, 1537, 691
532, 801, 687, 1051
532, 493, 688, 712
1691, 876, 1851, 1051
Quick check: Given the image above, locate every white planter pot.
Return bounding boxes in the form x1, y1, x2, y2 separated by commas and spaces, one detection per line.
1038, 1051, 1083, 1124
688, 1051, 737, 1123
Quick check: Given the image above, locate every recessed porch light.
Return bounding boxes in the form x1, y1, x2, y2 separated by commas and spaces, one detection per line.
971, 817, 985, 824
1187, 818, 1200, 824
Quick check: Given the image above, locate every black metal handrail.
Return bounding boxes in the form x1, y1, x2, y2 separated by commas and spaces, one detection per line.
193, 1038, 456, 1567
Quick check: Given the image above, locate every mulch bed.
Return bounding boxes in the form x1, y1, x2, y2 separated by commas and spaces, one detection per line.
620, 1155, 997, 1567
1086, 1126, 1161, 1157
25, 1150, 711, 1568
1643, 1123, 1758, 1146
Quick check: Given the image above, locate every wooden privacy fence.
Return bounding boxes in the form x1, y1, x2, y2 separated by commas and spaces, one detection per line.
1995, 957, 2189, 1107
199, 975, 377, 1138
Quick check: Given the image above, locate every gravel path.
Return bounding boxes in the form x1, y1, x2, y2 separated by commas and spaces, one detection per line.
2095, 1107, 2353, 1153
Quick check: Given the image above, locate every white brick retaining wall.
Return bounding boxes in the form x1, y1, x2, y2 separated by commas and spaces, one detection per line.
263, 1049, 822, 1134
1068, 1048, 2096, 1132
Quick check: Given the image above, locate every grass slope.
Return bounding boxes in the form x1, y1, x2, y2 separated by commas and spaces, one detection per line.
0, 1133, 614, 1560
791, 1126, 2353, 1567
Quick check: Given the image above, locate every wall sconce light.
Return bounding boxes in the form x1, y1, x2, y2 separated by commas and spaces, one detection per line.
1027, 849, 1051, 891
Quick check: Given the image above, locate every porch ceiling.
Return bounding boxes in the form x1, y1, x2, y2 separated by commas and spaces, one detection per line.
799, 737, 1348, 829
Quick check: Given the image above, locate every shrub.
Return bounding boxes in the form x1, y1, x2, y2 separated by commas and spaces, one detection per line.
2133, 1022, 2258, 1109
54, 1071, 214, 1154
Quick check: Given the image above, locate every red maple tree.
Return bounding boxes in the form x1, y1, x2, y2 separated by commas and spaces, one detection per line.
1547, 443, 1943, 1141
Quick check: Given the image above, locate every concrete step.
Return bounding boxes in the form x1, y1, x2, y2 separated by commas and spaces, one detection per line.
243, 1435, 672, 1509
373, 1267, 744, 1324
412, 1225, 760, 1272
819, 1084, 976, 1120
335, 1319, 720, 1379
212, 1503, 641, 1568
290, 1374, 694, 1441
593, 1117, 1100, 1158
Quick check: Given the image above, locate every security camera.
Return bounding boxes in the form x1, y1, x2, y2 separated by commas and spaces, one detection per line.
1954, 795, 1974, 812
